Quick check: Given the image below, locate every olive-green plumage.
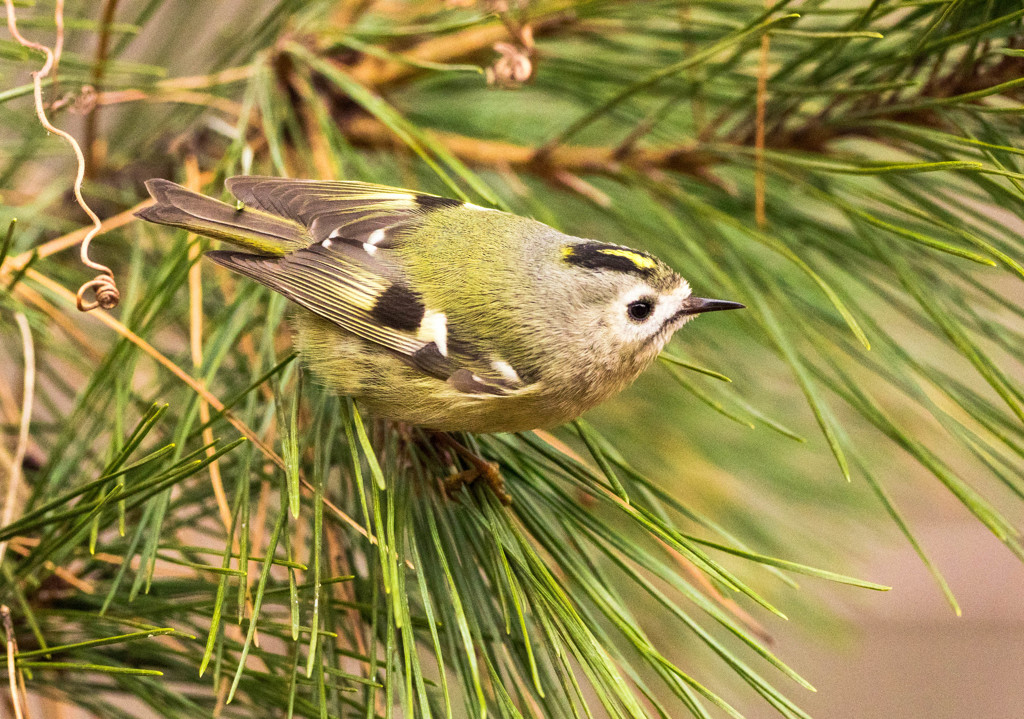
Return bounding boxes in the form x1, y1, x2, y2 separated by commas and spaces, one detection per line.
137, 177, 742, 432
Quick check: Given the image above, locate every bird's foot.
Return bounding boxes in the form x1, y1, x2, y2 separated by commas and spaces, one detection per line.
435, 434, 512, 505
442, 460, 511, 506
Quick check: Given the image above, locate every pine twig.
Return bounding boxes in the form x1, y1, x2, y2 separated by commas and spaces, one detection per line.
14, 268, 372, 545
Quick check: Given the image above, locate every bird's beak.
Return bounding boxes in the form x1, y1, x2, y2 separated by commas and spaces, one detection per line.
673, 296, 745, 319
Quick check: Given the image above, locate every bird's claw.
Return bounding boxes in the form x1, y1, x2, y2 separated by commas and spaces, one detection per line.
443, 460, 512, 505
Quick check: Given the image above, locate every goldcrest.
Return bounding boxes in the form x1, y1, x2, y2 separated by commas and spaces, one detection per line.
137, 177, 742, 433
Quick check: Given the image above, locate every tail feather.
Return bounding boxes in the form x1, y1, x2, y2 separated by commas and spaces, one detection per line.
135, 179, 310, 255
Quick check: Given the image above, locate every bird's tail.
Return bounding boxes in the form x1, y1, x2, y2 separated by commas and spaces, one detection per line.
135, 179, 310, 256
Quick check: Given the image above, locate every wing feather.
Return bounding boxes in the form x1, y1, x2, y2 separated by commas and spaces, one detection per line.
206, 244, 454, 379
225, 176, 442, 246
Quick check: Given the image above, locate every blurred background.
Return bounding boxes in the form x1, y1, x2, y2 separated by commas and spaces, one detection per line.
3, 1, 1024, 717
763, 503, 1024, 719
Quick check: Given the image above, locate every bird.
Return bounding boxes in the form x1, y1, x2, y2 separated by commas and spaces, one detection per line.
136, 177, 742, 436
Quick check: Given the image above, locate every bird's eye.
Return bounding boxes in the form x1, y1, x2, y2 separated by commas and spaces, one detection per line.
627, 299, 654, 322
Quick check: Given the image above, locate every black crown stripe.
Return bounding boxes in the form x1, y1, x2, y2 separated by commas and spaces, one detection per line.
562, 242, 657, 277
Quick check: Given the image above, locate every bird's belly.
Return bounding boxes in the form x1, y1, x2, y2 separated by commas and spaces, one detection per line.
359, 364, 629, 433
294, 313, 628, 433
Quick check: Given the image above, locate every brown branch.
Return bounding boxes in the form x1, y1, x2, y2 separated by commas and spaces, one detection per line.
3, 541, 95, 594
296, 20, 1024, 194
157, 64, 254, 91
334, 38, 1023, 193
754, 33, 770, 227
343, 114, 719, 178
343, 9, 576, 88
83, 0, 120, 178
93, 89, 244, 118
553, 170, 611, 206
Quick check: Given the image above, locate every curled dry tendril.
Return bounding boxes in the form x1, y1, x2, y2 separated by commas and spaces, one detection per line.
4, 0, 120, 312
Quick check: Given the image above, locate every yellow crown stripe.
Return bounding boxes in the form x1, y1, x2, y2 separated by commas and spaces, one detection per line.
597, 248, 657, 270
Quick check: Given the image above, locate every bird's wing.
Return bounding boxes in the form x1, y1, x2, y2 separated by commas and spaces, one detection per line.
206, 242, 528, 396
225, 176, 462, 248
211, 177, 528, 395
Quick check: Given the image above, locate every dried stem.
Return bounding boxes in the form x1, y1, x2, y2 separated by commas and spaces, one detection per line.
156, 64, 254, 90
0, 200, 152, 278
183, 156, 233, 533
3, 0, 120, 312
4, 542, 95, 594
0, 314, 35, 569
755, 33, 770, 227
552, 170, 611, 206
2, 605, 25, 719
93, 88, 244, 118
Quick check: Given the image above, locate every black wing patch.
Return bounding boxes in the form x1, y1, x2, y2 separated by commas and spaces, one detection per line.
370, 283, 425, 332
